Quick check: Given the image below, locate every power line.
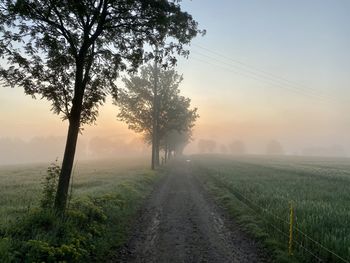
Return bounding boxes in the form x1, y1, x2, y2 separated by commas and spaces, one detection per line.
209, 171, 349, 263
192, 50, 328, 99
193, 44, 313, 90
190, 44, 345, 105
189, 55, 335, 104
192, 44, 332, 95
191, 49, 337, 104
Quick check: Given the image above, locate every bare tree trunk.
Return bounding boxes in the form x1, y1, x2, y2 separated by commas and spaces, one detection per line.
151, 88, 157, 169
155, 136, 160, 166
54, 118, 80, 211
168, 150, 171, 161
164, 144, 168, 163
151, 128, 156, 170
151, 48, 159, 169
54, 89, 83, 211
54, 58, 85, 212
151, 73, 157, 169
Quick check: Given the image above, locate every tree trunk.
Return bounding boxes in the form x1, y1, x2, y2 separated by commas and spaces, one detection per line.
151, 84, 157, 170
151, 133, 156, 169
164, 144, 168, 163
151, 53, 159, 170
54, 57, 85, 212
54, 118, 80, 211
168, 150, 171, 161
155, 136, 160, 166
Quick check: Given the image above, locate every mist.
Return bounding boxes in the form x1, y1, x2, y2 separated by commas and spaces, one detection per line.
0, 135, 149, 165
187, 138, 347, 157
0, 132, 347, 166
1, 1, 350, 262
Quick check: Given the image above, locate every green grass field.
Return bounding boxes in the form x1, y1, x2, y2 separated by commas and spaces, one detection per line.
191, 155, 350, 263
1, 155, 349, 262
0, 157, 162, 262
0, 157, 149, 227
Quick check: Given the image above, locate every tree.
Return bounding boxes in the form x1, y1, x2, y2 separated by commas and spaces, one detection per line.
115, 65, 198, 167
0, 0, 203, 211
198, 139, 216, 153
266, 140, 284, 155
220, 144, 228, 154
157, 86, 198, 162
229, 140, 246, 155
163, 130, 193, 161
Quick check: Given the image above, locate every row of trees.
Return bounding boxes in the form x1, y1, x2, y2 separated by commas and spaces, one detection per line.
198, 139, 246, 154
198, 139, 285, 155
116, 65, 198, 168
0, 0, 203, 212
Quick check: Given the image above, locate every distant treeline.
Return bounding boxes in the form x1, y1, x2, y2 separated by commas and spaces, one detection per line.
0, 136, 148, 165
1, 137, 347, 165
197, 139, 347, 157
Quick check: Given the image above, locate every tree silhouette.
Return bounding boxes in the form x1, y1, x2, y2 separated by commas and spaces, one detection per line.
163, 129, 193, 161
0, 0, 202, 211
266, 140, 284, 155
198, 139, 217, 153
229, 140, 246, 155
115, 65, 198, 167
220, 144, 228, 154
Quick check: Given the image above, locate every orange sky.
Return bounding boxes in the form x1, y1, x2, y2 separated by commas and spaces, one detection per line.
1, 1, 350, 160
0, 74, 348, 156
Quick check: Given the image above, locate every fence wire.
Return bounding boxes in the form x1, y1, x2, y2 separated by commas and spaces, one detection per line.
209, 171, 350, 263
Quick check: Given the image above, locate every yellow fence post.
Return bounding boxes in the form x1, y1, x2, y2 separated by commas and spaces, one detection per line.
289, 201, 294, 256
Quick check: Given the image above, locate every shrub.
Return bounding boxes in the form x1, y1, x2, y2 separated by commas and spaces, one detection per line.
0, 169, 159, 262
40, 162, 60, 209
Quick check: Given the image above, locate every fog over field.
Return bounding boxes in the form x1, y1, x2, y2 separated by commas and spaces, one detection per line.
1, 1, 350, 262
0, 136, 148, 165
1, 1, 349, 165
0, 134, 347, 165
0, 96, 349, 164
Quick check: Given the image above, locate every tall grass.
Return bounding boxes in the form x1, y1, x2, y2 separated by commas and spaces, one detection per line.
0, 157, 149, 227
0, 157, 157, 262
192, 155, 350, 263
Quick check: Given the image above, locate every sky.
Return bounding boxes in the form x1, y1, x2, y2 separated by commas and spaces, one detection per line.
1, 0, 350, 162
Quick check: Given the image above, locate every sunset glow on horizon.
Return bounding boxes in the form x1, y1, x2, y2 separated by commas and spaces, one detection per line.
1, 0, 350, 163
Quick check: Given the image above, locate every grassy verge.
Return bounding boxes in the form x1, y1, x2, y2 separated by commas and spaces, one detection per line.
0, 158, 161, 262
196, 169, 294, 263
191, 154, 350, 263
0, 158, 149, 226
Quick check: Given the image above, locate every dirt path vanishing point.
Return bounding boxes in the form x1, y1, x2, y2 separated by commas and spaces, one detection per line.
116, 160, 269, 263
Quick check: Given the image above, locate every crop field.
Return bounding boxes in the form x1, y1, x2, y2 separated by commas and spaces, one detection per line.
1, 155, 349, 262
0, 157, 149, 227
191, 155, 350, 263
0, 157, 163, 261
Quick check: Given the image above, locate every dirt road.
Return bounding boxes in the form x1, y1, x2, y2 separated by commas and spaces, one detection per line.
117, 160, 269, 263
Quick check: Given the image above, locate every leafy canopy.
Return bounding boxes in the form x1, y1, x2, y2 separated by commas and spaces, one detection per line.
0, 0, 203, 124
116, 64, 198, 143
